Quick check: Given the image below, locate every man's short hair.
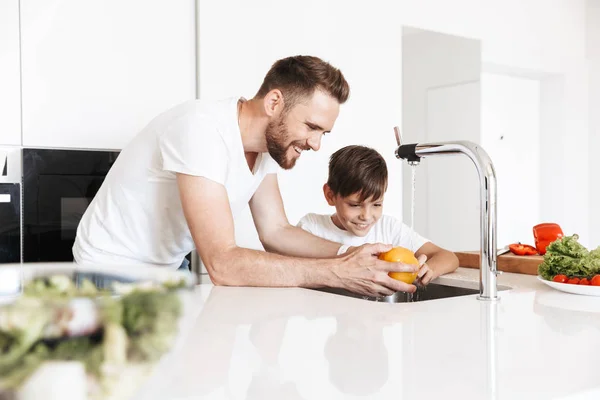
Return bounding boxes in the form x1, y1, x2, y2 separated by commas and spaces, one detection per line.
256, 55, 350, 110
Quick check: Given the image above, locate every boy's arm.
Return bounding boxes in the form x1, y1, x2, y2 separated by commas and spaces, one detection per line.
249, 174, 344, 258
415, 242, 460, 280
388, 216, 458, 282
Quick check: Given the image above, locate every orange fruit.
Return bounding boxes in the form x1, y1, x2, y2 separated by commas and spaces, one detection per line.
378, 246, 419, 284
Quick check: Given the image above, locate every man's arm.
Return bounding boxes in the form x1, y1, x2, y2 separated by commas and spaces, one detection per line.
415, 242, 459, 284
249, 174, 342, 258
176, 173, 418, 296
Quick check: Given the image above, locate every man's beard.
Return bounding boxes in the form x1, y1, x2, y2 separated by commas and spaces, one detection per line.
265, 116, 298, 170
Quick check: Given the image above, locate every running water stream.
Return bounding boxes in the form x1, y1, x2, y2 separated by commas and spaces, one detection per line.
407, 162, 423, 302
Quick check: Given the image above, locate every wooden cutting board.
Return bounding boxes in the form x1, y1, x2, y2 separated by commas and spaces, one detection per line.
454, 251, 544, 276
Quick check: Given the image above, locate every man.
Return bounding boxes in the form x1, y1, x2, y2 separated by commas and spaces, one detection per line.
73, 55, 418, 297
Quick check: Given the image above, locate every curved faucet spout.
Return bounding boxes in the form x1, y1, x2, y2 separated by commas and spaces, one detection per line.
395, 134, 499, 301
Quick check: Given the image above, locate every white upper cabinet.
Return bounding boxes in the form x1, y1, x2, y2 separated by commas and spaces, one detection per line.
0, 0, 22, 146
20, 0, 196, 149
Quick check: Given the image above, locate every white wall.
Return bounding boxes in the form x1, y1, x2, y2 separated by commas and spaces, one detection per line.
0, 0, 21, 146
402, 29, 481, 251
397, 0, 587, 73
587, 0, 600, 248
538, 76, 565, 235
196, 0, 591, 251
19, 0, 196, 149
198, 0, 403, 249
556, 64, 590, 246
590, 65, 600, 248
425, 82, 481, 251
481, 73, 541, 247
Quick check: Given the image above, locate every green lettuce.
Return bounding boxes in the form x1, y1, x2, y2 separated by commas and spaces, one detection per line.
538, 234, 600, 280
0, 277, 184, 392
585, 246, 600, 274
0, 300, 50, 374
23, 276, 101, 298
122, 291, 182, 362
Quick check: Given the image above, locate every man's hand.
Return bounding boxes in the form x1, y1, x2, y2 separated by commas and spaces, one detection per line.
331, 243, 419, 297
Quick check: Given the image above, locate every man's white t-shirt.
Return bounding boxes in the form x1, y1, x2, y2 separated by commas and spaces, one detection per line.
73, 97, 279, 268
297, 213, 429, 253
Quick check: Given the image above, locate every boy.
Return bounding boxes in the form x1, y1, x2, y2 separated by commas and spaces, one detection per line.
298, 145, 459, 286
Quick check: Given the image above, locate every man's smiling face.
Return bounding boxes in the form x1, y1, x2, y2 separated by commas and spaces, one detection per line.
266, 90, 340, 169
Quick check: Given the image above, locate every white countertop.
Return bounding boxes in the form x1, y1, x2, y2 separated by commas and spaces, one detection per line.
140, 268, 600, 400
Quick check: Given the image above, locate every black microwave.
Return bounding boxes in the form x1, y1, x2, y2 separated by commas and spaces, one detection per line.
0, 148, 119, 263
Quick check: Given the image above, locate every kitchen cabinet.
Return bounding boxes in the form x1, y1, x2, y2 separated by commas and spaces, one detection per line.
0, 0, 22, 146
20, 0, 196, 149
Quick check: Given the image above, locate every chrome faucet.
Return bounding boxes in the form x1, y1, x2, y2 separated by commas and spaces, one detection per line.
393, 127, 500, 301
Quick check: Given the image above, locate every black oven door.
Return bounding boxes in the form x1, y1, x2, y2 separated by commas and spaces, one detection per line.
22, 149, 119, 262
0, 183, 21, 263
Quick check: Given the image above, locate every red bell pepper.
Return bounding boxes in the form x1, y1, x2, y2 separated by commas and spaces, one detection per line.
508, 243, 538, 256
533, 223, 564, 255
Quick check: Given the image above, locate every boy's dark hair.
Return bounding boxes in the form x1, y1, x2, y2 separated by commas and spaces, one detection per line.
327, 145, 388, 202
255, 55, 350, 111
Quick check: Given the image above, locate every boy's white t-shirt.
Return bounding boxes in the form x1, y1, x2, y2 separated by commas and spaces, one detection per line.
297, 213, 429, 253
73, 97, 279, 268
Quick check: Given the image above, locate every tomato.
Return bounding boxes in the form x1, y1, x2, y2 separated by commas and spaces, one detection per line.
591, 275, 600, 286
579, 278, 590, 285
552, 274, 568, 283
567, 277, 580, 284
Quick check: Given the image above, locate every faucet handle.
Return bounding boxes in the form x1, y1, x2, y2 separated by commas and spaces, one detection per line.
393, 126, 402, 146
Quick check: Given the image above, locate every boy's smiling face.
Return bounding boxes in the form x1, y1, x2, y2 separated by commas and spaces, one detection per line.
324, 184, 384, 237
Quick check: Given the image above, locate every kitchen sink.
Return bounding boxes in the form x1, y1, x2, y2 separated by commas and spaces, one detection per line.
314, 281, 511, 303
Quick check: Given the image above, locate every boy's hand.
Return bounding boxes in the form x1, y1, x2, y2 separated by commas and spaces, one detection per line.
416, 254, 436, 286
331, 243, 418, 297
